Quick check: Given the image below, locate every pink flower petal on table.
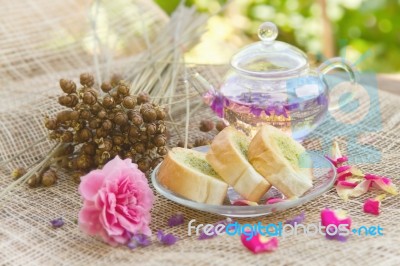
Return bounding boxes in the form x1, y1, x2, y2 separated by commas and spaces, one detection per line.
365, 174, 398, 195
329, 141, 343, 161
337, 171, 353, 181
265, 198, 285, 204
336, 181, 358, 188
321, 208, 351, 241
241, 233, 279, 254
336, 156, 348, 164
232, 200, 259, 206
335, 180, 372, 201
372, 179, 398, 195
363, 198, 381, 215
337, 165, 351, 173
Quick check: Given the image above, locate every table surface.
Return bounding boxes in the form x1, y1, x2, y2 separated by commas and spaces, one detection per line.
0, 71, 399, 266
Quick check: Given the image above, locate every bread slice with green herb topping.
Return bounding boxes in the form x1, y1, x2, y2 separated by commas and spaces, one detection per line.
158, 147, 228, 205
248, 125, 313, 198
206, 127, 271, 202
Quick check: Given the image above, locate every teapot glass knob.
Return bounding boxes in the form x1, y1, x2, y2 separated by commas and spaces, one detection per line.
258, 22, 278, 44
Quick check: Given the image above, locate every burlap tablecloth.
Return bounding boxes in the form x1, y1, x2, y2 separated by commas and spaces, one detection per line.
0, 1, 399, 265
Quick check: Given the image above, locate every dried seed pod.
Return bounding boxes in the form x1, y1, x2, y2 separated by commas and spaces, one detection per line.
112, 134, 124, 146
76, 154, 93, 170
199, 119, 214, 132
137, 158, 151, 172
101, 82, 112, 93
194, 137, 212, 147
82, 142, 96, 155
60, 79, 77, 94
83, 91, 97, 105
156, 122, 166, 134
28, 174, 40, 188
128, 125, 140, 138
137, 92, 150, 104
130, 113, 143, 126
153, 134, 166, 147
146, 123, 157, 135
72, 171, 85, 183
77, 128, 92, 142
45, 117, 57, 130
69, 110, 80, 121
91, 103, 102, 114
89, 118, 101, 129
56, 111, 71, 123
177, 141, 193, 149
63, 144, 75, 155
156, 108, 166, 120
41, 170, 57, 187
60, 131, 73, 143
157, 146, 168, 156
122, 96, 137, 109
141, 107, 157, 123
102, 119, 113, 131
80, 73, 95, 87
117, 84, 129, 96
80, 109, 91, 120
102, 95, 115, 109
58, 95, 73, 107
97, 109, 107, 119
11, 167, 26, 180
119, 124, 130, 133
99, 138, 113, 151
96, 128, 108, 138
110, 73, 123, 87
133, 142, 146, 154
139, 134, 148, 142
113, 112, 128, 126
216, 120, 227, 131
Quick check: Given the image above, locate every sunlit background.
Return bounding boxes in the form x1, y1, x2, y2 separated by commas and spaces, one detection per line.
156, 0, 400, 72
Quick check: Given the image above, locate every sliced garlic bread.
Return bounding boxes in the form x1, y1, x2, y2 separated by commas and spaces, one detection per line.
248, 125, 313, 198
158, 147, 228, 205
206, 127, 271, 202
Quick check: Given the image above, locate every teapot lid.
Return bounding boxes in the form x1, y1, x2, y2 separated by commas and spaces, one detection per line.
231, 22, 308, 78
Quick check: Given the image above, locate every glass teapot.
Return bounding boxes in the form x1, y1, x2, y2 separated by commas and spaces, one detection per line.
191, 22, 356, 140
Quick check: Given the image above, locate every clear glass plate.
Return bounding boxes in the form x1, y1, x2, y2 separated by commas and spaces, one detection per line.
151, 146, 336, 218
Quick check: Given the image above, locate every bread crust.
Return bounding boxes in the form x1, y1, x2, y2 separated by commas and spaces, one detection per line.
206, 127, 271, 202
158, 148, 228, 205
248, 125, 313, 198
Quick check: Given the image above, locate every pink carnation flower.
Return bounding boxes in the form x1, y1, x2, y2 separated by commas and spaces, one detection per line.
78, 156, 154, 246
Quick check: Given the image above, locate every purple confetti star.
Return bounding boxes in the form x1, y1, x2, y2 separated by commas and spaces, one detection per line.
325, 227, 348, 242
50, 218, 64, 228
157, 230, 179, 246
168, 213, 184, 227
285, 212, 306, 226
127, 234, 152, 249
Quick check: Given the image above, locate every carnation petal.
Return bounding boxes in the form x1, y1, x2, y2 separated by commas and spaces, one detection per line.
320, 208, 351, 241
79, 170, 105, 201
241, 233, 279, 254
363, 198, 381, 215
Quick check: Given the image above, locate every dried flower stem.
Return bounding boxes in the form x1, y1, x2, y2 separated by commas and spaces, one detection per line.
0, 142, 63, 200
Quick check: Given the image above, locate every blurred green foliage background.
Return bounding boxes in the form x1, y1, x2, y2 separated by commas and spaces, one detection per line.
155, 0, 400, 72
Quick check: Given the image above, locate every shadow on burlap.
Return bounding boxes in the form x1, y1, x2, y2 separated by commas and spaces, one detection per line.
0, 0, 399, 265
